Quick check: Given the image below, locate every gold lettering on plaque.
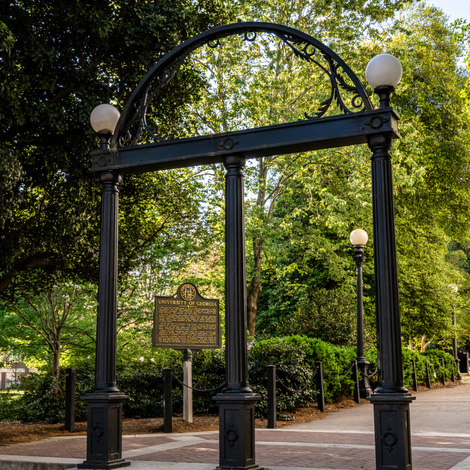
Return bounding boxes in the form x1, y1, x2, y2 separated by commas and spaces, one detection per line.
153, 283, 221, 349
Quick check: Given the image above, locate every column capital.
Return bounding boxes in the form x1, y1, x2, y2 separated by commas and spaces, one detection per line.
100, 171, 122, 184
223, 155, 246, 169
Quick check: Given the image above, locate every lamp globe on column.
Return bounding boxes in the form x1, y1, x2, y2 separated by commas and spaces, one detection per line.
90, 104, 121, 149
350, 228, 368, 247
365, 53, 402, 107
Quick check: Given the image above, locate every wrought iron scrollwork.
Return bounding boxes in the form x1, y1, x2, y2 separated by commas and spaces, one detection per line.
118, 53, 189, 147
112, 22, 372, 149
273, 32, 365, 118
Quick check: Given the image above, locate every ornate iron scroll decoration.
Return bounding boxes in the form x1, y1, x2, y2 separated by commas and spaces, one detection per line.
112, 22, 373, 148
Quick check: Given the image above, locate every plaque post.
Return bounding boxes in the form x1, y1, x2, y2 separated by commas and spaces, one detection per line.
214, 155, 262, 470
183, 349, 193, 423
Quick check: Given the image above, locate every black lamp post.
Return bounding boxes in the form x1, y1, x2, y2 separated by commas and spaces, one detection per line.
79, 105, 130, 469
365, 53, 415, 470
350, 229, 372, 399
449, 284, 462, 380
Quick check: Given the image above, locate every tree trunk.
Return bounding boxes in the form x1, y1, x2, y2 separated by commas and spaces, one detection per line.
247, 239, 263, 337
52, 342, 60, 380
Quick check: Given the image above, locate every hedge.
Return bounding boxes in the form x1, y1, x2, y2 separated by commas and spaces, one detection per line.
0, 336, 459, 423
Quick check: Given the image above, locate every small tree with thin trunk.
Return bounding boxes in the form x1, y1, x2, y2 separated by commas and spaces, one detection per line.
0, 280, 96, 379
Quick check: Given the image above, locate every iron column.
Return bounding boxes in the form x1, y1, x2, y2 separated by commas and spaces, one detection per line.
81, 107, 129, 469
367, 85, 414, 470
213, 155, 262, 470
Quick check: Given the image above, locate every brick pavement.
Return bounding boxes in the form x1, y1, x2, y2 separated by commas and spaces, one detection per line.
2, 383, 470, 470
1, 428, 470, 470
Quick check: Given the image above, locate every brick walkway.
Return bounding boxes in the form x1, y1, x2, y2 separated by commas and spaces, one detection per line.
1, 428, 470, 470
2, 383, 470, 470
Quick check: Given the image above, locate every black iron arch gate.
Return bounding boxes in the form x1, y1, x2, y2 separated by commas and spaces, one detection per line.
79, 22, 414, 470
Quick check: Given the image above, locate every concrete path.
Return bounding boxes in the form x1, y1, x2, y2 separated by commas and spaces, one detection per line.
289, 382, 470, 434
1, 383, 470, 470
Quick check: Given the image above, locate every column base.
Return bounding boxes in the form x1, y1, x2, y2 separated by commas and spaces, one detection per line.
78, 392, 130, 469
368, 393, 415, 470
213, 392, 265, 470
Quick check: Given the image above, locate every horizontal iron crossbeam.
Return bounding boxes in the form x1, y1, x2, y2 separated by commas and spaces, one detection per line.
92, 109, 398, 174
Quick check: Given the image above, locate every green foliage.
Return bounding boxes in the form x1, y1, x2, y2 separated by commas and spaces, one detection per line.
0, 281, 97, 377
264, 287, 358, 346
3, 0, 470, 381
253, 2, 470, 344
0, 0, 229, 298
0, 337, 459, 423
249, 336, 360, 413
402, 348, 459, 388
0, 366, 94, 423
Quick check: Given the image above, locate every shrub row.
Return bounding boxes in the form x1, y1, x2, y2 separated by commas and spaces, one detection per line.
0, 336, 459, 423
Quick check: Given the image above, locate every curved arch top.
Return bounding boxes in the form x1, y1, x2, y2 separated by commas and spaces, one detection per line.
112, 21, 373, 147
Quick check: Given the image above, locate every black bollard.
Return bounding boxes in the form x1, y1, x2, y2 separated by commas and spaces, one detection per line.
316, 361, 325, 412
440, 358, 446, 386
163, 368, 172, 433
65, 368, 76, 432
412, 359, 418, 392
425, 361, 431, 388
352, 360, 360, 404
267, 365, 277, 429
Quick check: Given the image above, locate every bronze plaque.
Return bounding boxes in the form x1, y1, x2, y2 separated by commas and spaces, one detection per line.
153, 283, 221, 349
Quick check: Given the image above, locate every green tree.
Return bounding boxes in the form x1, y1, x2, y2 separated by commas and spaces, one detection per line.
171, 0, 411, 336
0, 281, 96, 378
0, 0, 228, 298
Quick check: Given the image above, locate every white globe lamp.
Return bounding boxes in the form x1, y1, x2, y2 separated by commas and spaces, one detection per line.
366, 53, 402, 89
350, 229, 368, 246
90, 104, 121, 135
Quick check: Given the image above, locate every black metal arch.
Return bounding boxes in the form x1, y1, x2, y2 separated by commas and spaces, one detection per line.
112, 21, 373, 148
84, 21, 413, 470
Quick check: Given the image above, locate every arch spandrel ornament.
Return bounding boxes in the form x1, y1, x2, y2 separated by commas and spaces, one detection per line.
111, 22, 373, 149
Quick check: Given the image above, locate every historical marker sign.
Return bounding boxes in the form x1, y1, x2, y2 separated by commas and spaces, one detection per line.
153, 283, 221, 349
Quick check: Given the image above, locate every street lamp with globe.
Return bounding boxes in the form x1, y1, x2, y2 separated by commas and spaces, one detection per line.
350, 229, 373, 399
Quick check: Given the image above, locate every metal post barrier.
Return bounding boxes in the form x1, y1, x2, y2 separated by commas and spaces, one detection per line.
425, 361, 431, 388
352, 360, 360, 404
163, 368, 172, 433
65, 368, 76, 432
412, 359, 418, 392
316, 360, 325, 412
440, 358, 446, 385
267, 365, 277, 429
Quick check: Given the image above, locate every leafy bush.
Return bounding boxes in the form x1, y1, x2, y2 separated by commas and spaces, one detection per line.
402, 348, 458, 388
1, 337, 459, 423
249, 335, 361, 414
269, 289, 358, 347
0, 364, 94, 423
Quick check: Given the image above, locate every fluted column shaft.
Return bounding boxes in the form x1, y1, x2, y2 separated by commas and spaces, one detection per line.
79, 170, 129, 469
95, 171, 121, 392
368, 130, 414, 470
368, 134, 407, 393
224, 155, 251, 393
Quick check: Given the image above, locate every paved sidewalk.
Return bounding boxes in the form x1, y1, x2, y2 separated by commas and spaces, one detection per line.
1, 383, 470, 470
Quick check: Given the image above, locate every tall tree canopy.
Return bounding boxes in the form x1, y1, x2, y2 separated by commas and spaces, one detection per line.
2, 0, 470, 370
0, 0, 228, 297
